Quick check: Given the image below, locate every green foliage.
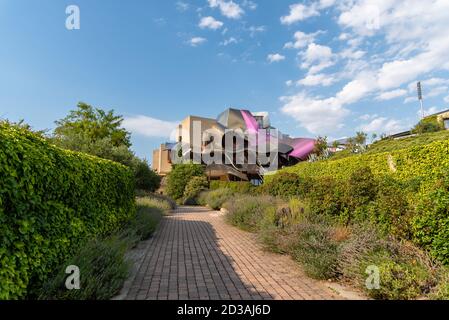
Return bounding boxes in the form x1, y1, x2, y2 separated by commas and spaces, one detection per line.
366, 130, 449, 155
412, 116, 444, 134
412, 178, 449, 264
39, 236, 131, 300
166, 163, 205, 200
39, 195, 164, 300
54, 102, 131, 148
290, 222, 340, 280
261, 172, 310, 199
430, 269, 449, 300
359, 252, 432, 300
209, 181, 255, 194
134, 192, 177, 211
224, 195, 278, 232
183, 176, 209, 205
126, 198, 163, 243
198, 188, 234, 210
267, 139, 449, 264
132, 158, 161, 192
0, 122, 135, 299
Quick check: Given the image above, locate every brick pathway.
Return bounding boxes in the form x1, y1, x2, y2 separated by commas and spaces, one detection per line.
116, 206, 341, 300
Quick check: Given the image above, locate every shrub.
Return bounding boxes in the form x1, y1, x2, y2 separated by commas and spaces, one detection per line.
224, 195, 278, 232
412, 116, 444, 134
183, 176, 209, 205
39, 236, 131, 300
430, 269, 449, 300
200, 188, 234, 210
261, 172, 310, 199
125, 198, 163, 244
367, 176, 414, 238
166, 164, 205, 200
134, 191, 177, 211
290, 221, 341, 280
308, 176, 347, 217
0, 122, 135, 299
132, 158, 161, 192
412, 178, 449, 264
209, 181, 255, 194
39, 196, 163, 300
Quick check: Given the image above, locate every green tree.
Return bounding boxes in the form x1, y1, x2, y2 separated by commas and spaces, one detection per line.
52, 102, 134, 165
52, 102, 160, 192
166, 163, 205, 200
132, 158, 161, 192
313, 136, 328, 157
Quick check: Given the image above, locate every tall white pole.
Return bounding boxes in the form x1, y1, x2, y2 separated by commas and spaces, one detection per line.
420, 98, 424, 120
417, 81, 424, 119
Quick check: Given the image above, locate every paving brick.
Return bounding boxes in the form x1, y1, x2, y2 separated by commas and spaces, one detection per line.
121, 206, 339, 300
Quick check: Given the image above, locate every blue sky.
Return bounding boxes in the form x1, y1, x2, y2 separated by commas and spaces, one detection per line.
1, 0, 449, 160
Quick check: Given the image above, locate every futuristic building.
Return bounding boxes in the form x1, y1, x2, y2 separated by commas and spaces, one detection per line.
153, 108, 316, 183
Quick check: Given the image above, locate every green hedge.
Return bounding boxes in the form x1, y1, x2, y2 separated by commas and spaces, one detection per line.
267, 139, 449, 264
269, 139, 449, 195
0, 123, 135, 299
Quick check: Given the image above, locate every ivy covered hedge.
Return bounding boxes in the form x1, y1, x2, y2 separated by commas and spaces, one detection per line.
266, 139, 449, 264
0, 123, 135, 299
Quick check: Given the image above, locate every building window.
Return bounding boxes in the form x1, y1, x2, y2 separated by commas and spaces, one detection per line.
444, 119, 449, 129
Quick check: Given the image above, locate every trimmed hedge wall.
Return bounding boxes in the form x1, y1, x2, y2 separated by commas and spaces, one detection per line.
266, 139, 449, 264
0, 123, 135, 299
269, 139, 449, 194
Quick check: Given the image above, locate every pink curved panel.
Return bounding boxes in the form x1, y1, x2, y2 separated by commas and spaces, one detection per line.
241, 110, 259, 134
289, 138, 316, 160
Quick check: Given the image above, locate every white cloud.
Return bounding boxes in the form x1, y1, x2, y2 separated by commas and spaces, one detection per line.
445, 95, 449, 103
284, 31, 319, 49
280, 3, 319, 25
404, 96, 417, 104
286, 80, 294, 87
319, 0, 336, 9
208, 0, 244, 19
220, 37, 238, 46
188, 37, 207, 46
176, 1, 189, 12
420, 106, 445, 117
300, 43, 334, 74
267, 53, 285, 63
428, 86, 448, 98
199, 16, 224, 30
360, 117, 404, 134
377, 89, 407, 101
297, 73, 335, 87
123, 115, 178, 139
242, 0, 257, 10
280, 92, 350, 134
247, 25, 266, 37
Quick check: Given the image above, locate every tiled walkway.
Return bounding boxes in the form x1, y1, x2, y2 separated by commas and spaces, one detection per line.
117, 206, 340, 300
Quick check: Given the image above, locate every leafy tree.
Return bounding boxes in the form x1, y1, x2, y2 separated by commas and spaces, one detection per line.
166, 163, 205, 200
52, 102, 134, 165
52, 102, 160, 192
54, 102, 131, 147
132, 158, 161, 192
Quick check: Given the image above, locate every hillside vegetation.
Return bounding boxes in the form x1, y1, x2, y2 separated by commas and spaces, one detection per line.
331, 130, 449, 160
